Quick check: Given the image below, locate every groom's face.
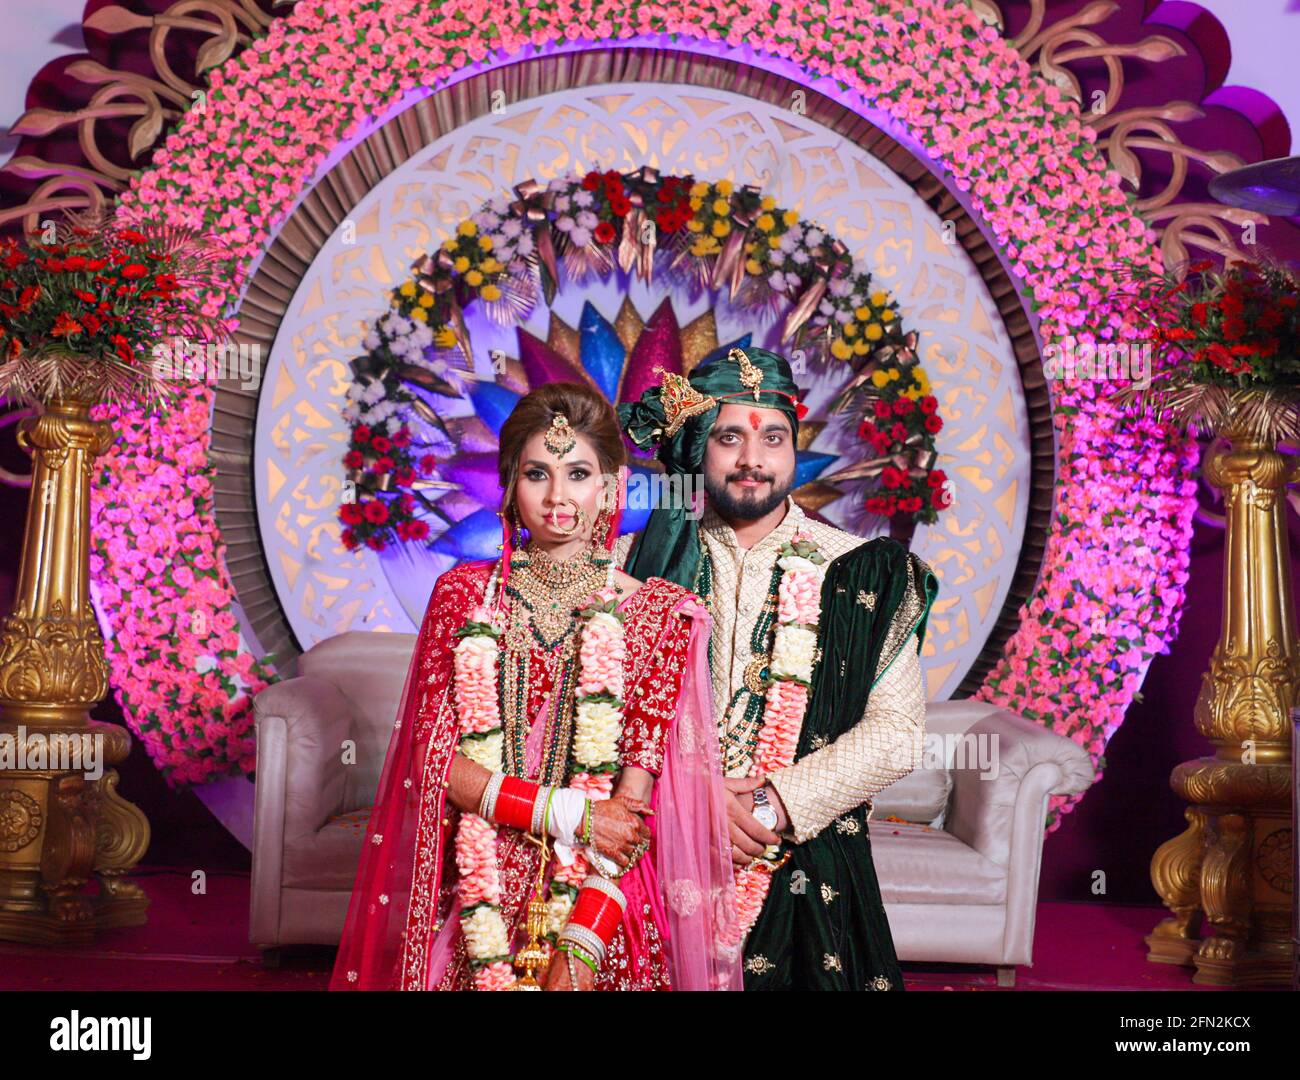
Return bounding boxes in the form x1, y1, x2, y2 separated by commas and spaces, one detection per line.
702, 402, 796, 521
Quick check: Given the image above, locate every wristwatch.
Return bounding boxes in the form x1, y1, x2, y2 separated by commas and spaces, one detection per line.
751, 784, 779, 832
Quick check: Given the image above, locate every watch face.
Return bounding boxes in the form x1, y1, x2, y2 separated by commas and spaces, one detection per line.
754, 803, 779, 831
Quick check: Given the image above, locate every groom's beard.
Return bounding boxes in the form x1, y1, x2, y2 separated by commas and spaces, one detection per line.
703, 466, 794, 521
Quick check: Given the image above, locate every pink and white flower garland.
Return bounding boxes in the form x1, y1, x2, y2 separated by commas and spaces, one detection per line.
450, 572, 626, 989
734, 532, 825, 935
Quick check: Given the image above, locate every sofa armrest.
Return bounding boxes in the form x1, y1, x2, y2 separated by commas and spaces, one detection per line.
945, 708, 1095, 868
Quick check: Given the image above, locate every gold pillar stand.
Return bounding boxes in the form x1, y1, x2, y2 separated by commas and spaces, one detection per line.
0, 396, 150, 944
1146, 429, 1297, 986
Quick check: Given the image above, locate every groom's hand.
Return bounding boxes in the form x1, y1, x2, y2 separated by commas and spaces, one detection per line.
723, 776, 782, 867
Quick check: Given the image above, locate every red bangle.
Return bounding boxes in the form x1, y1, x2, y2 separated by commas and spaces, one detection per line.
569, 888, 623, 946
494, 776, 540, 832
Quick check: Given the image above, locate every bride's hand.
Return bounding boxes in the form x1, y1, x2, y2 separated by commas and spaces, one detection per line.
543, 950, 596, 991
589, 794, 652, 867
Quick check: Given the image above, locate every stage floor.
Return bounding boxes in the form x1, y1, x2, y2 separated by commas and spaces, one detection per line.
0, 866, 1250, 990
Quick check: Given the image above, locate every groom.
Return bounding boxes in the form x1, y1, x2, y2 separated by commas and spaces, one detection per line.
614, 344, 937, 990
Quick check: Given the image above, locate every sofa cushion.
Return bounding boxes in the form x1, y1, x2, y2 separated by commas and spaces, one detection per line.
283, 808, 372, 890
870, 820, 1007, 905
872, 756, 952, 826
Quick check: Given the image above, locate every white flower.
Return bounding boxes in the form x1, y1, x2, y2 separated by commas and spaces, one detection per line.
553, 195, 571, 213
461, 905, 511, 960
363, 331, 380, 351
776, 553, 819, 575
555, 215, 575, 233
576, 209, 598, 230
459, 728, 504, 772
501, 217, 522, 238
770, 625, 817, 682
545, 893, 574, 937
570, 226, 591, 247
791, 249, 810, 265
516, 234, 535, 257
573, 699, 622, 768
805, 228, 825, 245
573, 189, 594, 208
829, 277, 853, 298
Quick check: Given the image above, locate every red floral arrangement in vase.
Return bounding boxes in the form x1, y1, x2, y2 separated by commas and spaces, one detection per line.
1117, 257, 1300, 442
0, 210, 230, 410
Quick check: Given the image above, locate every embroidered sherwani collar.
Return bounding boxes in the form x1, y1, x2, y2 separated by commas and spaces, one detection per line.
699, 495, 806, 554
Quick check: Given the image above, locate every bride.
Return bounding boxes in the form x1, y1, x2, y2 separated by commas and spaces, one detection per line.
330, 381, 740, 990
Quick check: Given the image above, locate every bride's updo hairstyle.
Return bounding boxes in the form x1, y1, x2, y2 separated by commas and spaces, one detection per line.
497, 381, 628, 505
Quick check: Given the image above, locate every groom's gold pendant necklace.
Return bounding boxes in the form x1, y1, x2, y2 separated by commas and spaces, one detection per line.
500, 543, 612, 782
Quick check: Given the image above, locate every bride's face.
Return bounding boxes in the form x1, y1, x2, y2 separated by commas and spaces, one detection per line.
512, 428, 607, 550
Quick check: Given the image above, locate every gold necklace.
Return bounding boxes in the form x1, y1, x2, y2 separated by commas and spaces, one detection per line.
506, 543, 610, 645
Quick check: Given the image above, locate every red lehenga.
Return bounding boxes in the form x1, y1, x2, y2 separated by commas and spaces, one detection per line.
330, 558, 741, 991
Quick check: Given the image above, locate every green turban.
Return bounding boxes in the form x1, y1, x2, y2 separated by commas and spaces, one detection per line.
616, 343, 805, 589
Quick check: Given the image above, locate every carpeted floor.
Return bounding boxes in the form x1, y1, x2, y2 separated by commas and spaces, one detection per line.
0, 866, 1250, 990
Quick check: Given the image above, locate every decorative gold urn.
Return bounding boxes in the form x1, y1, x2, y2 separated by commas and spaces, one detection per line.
0, 395, 150, 943
1146, 426, 1297, 986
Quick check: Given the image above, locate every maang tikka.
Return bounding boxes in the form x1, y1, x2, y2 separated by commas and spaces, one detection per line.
544, 413, 576, 458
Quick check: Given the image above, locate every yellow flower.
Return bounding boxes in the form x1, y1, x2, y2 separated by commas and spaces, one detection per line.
830, 338, 853, 361
712, 219, 731, 238
710, 198, 729, 216
690, 182, 710, 198
914, 368, 931, 394
418, 292, 434, 308
864, 322, 883, 341
453, 256, 470, 273
478, 235, 493, 251
480, 283, 502, 302
852, 339, 870, 356
398, 281, 417, 298
843, 321, 858, 338
689, 196, 704, 212
687, 219, 705, 233
434, 327, 458, 348
756, 213, 775, 232
870, 290, 888, 307
782, 209, 799, 227
745, 258, 762, 274
411, 307, 429, 322
716, 179, 734, 197
458, 220, 478, 238
880, 308, 894, 322
854, 305, 872, 321
887, 367, 900, 381
870, 369, 890, 388
768, 235, 782, 249
761, 195, 777, 211
465, 269, 484, 287
903, 385, 921, 400
482, 257, 503, 273
442, 238, 457, 253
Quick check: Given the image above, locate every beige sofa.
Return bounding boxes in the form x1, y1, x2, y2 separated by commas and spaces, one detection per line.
251, 630, 1095, 982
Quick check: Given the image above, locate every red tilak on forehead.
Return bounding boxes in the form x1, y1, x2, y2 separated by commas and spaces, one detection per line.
748, 410, 762, 430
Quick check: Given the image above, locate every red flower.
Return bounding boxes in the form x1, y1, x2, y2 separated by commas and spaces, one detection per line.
370, 455, 395, 474
1190, 302, 1208, 327
370, 435, 391, 454
82, 314, 103, 333
366, 535, 387, 552
121, 264, 149, 280
341, 528, 359, 550
893, 396, 915, 415
581, 171, 602, 191
874, 400, 892, 418
890, 422, 908, 442
340, 502, 365, 526
594, 221, 617, 244
870, 432, 892, 454
927, 469, 948, 489
63, 255, 88, 272
392, 427, 411, 448
924, 415, 943, 434
882, 466, 905, 490
919, 395, 939, 415
419, 454, 437, 474
119, 229, 148, 245
932, 486, 952, 509
17, 285, 41, 312
362, 500, 389, 525
857, 419, 876, 441
344, 450, 364, 469
354, 425, 371, 444
407, 520, 429, 541
394, 467, 415, 487
50, 312, 83, 338
1187, 260, 1213, 274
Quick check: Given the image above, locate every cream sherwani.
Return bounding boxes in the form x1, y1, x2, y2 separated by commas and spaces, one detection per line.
614, 496, 927, 843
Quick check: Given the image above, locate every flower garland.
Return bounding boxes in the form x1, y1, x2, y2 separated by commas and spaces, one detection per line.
734, 532, 825, 934
450, 573, 626, 989
104, 0, 1197, 830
